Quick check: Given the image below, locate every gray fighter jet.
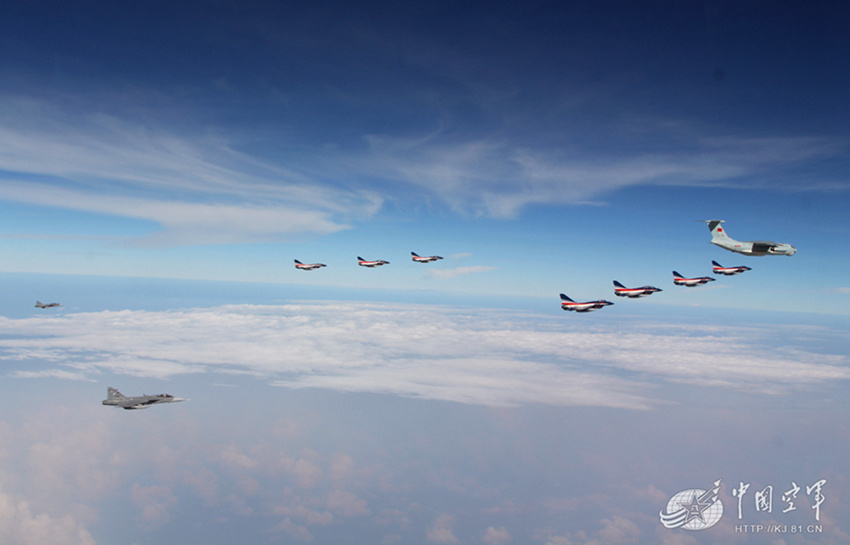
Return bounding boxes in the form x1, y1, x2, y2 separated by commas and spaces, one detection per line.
705, 220, 796, 256
102, 387, 187, 410
35, 301, 61, 308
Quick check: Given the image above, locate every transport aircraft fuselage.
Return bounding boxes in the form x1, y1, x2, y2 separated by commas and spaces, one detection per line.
705, 220, 796, 256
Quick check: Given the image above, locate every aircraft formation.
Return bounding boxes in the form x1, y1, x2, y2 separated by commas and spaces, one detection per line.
296, 253, 445, 270
293, 221, 789, 315
31, 221, 789, 407
558, 220, 785, 312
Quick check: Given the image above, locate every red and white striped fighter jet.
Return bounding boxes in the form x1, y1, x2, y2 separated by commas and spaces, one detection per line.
612, 281, 662, 298
294, 260, 326, 270
411, 252, 443, 263
672, 271, 716, 287
711, 261, 751, 276
358, 256, 390, 267
559, 294, 614, 312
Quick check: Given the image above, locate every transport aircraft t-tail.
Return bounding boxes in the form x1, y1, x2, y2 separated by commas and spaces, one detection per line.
705, 220, 796, 256
411, 252, 443, 263
294, 259, 326, 270
102, 387, 187, 410
711, 260, 751, 276
559, 294, 614, 312
357, 256, 390, 267
612, 281, 662, 298
672, 271, 716, 287
35, 301, 61, 308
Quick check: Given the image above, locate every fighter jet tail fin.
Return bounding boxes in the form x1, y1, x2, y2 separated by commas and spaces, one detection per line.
712, 260, 722, 267
107, 387, 126, 400
613, 281, 625, 288
294, 259, 303, 264
559, 294, 574, 302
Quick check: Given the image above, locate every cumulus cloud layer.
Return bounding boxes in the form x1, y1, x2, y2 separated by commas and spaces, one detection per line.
2, 302, 848, 409
0, 489, 94, 545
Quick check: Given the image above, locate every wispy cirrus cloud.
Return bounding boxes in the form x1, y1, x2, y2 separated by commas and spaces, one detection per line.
3, 94, 846, 245
0, 97, 382, 245
359, 132, 846, 218
2, 303, 848, 409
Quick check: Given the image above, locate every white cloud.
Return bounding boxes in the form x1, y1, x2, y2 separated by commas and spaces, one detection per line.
0, 98, 382, 245
2, 96, 845, 242
544, 516, 640, 545
427, 514, 459, 544
327, 490, 370, 517
482, 526, 512, 545
361, 132, 844, 218
0, 487, 95, 545
130, 484, 177, 529
1, 303, 848, 409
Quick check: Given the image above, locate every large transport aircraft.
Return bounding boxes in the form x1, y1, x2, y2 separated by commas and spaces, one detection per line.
672, 271, 716, 287
705, 220, 796, 256
411, 252, 443, 263
711, 260, 751, 276
102, 387, 187, 410
559, 294, 614, 312
357, 256, 390, 267
294, 260, 326, 270
612, 281, 662, 298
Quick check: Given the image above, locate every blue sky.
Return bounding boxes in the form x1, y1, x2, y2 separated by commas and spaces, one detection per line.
1, 1, 849, 544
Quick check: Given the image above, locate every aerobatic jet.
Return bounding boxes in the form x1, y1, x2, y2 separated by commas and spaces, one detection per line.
411, 252, 443, 263
35, 301, 61, 308
560, 294, 614, 312
294, 259, 326, 270
357, 256, 390, 267
672, 271, 716, 287
705, 220, 796, 256
711, 260, 751, 276
102, 387, 187, 410
612, 281, 662, 298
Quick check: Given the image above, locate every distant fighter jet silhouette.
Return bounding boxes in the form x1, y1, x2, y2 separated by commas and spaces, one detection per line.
612, 281, 662, 298
411, 252, 443, 263
672, 271, 716, 287
102, 387, 187, 410
559, 294, 614, 312
358, 256, 390, 267
35, 301, 61, 308
711, 261, 751, 276
294, 259, 326, 270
